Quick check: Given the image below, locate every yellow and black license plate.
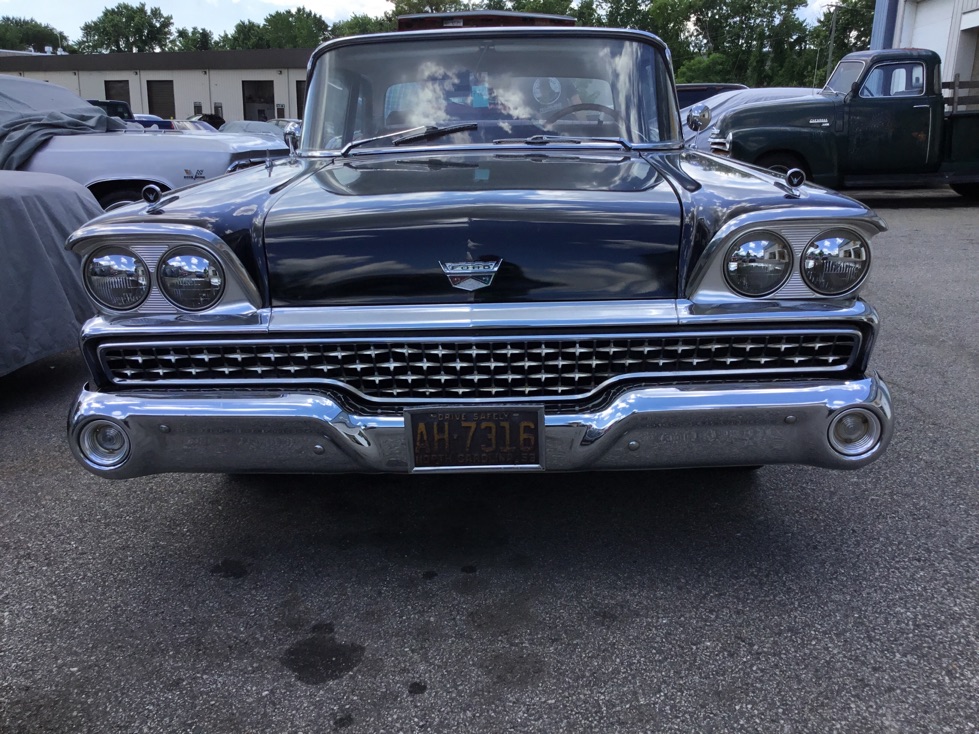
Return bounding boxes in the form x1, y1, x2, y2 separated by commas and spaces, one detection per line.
406, 407, 544, 470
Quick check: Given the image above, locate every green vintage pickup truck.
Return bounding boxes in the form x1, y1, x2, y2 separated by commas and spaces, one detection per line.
701, 48, 979, 198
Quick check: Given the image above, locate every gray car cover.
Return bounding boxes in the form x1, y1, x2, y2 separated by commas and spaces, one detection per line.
0, 75, 130, 170
0, 171, 101, 376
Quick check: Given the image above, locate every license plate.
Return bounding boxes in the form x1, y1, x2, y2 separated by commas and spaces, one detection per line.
406, 407, 544, 470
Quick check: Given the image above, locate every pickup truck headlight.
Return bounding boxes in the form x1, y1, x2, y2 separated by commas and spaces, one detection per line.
724, 232, 793, 297
84, 248, 150, 310
801, 231, 870, 295
158, 247, 225, 311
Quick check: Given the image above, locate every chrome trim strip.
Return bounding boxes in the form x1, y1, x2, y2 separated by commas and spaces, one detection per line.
79, 300, 878, 340
68, 374, 893, 478
268, 301, 681, 331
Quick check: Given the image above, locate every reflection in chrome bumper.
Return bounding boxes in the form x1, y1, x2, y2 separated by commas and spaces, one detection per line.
68, 375, 893, 479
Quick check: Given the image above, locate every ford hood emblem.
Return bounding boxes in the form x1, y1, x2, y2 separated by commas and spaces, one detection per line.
439, 259, 503, 291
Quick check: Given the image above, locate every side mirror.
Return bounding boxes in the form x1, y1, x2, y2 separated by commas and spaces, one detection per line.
284, 128, 300, 155
686, 103, 712, 133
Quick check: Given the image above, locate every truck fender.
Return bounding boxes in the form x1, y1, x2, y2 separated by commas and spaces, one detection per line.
730, 127, 839, 187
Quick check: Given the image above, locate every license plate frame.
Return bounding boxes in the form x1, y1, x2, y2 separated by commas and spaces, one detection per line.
405, 406, 545, 472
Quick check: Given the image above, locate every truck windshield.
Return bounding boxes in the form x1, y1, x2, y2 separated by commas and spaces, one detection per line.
302, 34, 680, 152
825, 60, 865, 94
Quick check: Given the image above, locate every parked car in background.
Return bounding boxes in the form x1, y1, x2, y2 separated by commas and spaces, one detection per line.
1, 171, 101, 377
707, 48, 979, 197
682, 87, 819, 150
219, 119, 294, 142
64, 17, 893, 480
133, 115, 217, 132
0, 75, 289, 208
86, 99, 135, 121
188, 113, 226, 128
675, 82, 747, 109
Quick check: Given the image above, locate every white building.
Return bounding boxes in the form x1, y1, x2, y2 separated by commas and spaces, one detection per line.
873, 0, 979, 82
0, 48, 314, 122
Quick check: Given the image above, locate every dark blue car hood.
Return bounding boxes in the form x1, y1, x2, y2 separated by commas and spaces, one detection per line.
263, 150, 683, 306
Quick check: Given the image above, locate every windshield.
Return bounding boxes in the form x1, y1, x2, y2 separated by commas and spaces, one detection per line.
302, 33, 680, 152
824, 60, 865, 94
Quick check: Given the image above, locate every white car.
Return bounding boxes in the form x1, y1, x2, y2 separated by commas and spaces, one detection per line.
1, 76, 289, 208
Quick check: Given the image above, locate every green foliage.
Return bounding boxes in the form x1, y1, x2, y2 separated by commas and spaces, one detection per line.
77, 2, 173, 53
17, 0, 873, 89
0, 16, 67, 52
264, 7, 331, 48
330, 14, 397, 38
170, 27, 215, 52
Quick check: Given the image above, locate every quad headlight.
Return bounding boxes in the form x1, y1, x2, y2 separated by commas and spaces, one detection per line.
84, 247, 150, 310
801, 231, 871, 295
158, 246, 225, 311
724, 232, 793, 297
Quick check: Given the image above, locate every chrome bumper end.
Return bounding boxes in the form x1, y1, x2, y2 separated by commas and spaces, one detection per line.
68, 376, 893, 479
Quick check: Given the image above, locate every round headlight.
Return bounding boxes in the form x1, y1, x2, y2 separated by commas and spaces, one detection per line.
724, 232, 793, 297
84, 248, 150, 310
801, 231, 870, 295
158, 247, 225, 311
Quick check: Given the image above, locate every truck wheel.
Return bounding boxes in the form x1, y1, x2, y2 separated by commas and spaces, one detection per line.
950, 183, 979, 200
756, 152, 810, 179
97, 187, 143, 210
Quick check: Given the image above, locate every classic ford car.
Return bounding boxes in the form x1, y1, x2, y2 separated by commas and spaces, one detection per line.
65, 23, 893, 479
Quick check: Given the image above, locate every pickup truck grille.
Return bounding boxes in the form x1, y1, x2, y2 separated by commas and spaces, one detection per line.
98, 329, 862, 403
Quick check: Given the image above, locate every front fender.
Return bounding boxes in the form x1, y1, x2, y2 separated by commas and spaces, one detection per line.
730, 127, 839, 187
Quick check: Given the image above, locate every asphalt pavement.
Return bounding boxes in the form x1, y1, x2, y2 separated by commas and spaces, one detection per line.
1, 187, 977, 733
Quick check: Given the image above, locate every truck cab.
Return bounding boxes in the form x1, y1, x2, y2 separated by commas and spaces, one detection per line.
707, 48, 979, 197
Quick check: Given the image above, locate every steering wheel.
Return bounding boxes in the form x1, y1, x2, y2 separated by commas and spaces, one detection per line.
544, 103, 624, 125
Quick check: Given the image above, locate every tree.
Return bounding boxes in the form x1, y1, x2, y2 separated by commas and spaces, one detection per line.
170, 26, 215, 52
0, 16, 68, 52
218, 20, 271, 50
330, 14, 397, 38
264, 7, 330, 48
77, 3, 173, 53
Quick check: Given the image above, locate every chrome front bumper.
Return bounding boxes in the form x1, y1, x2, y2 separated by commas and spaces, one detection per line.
68, 375, 893, 479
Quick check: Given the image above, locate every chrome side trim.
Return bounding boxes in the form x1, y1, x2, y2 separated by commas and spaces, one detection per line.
68, 374, 894, 478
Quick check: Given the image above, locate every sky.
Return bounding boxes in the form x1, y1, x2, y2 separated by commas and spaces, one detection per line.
0, 0, 832, 46
0, 0, 394, 43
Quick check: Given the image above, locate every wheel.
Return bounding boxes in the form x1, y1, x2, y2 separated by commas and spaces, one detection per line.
96, 187, 143, 210
755, 152, 810, 179
950, 183, 979, 200
544, 103, 624, 125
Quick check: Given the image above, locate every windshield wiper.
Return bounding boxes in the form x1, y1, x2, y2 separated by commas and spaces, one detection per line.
392, 123, 478, 146
492, 134, 634, 151
340, 126, 426, 157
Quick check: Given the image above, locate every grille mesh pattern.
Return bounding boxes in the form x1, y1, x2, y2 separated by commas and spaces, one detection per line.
100, 331, 860, 401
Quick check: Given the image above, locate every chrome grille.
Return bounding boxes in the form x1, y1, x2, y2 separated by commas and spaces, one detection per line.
98, 330, 861, 402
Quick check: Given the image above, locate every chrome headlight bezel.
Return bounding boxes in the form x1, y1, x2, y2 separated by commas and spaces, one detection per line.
800, 229, 872, 296
157, 246, 226, 312
83, 247, 151, 311
722, 231, 794, 298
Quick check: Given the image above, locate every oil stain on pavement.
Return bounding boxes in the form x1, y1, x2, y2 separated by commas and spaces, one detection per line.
280, 623, 365, 684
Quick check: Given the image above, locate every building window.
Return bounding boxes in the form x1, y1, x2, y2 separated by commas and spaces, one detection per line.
242, 80, 274, 121
296, 80, 307, 120
104, 80, 131, 105
146, 79, 175, 119
193, 101, 203, 115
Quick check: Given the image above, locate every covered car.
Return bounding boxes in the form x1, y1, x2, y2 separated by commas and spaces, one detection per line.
0, 171, 101, 376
